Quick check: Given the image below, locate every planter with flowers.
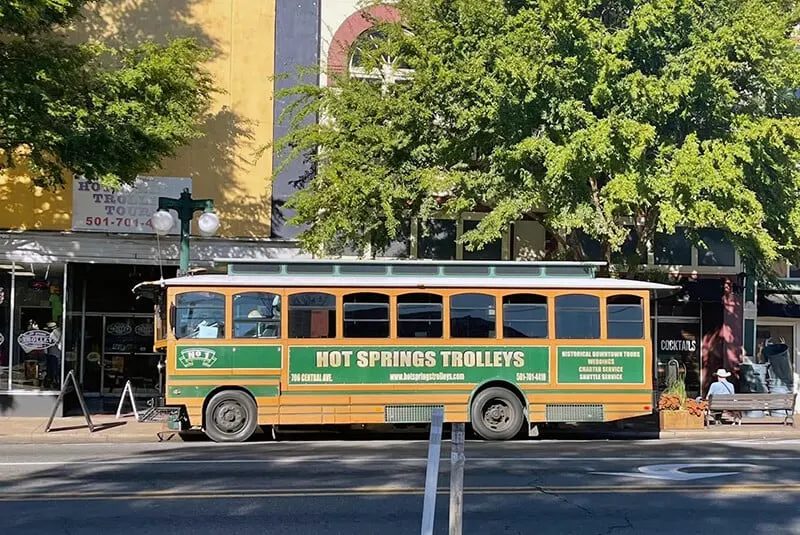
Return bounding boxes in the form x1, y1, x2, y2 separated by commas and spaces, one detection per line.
658, 378, 707, 429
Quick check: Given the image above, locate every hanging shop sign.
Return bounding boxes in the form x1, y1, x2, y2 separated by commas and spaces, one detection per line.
18, 329, 56, 353
72, 175, 192, 234
86, 352, 101, 363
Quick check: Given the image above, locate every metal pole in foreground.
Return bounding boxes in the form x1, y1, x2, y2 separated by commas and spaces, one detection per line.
421, 407, 444, 535
449, 422, 465, 535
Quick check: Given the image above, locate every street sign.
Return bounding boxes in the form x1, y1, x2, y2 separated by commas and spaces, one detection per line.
593, 463, 766, 481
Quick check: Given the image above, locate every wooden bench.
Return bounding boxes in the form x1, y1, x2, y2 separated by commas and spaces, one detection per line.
707, 393, 797, 426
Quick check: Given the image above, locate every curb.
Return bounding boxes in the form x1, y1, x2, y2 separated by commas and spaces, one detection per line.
658, 429, 800, 440
0, 434, 171, 444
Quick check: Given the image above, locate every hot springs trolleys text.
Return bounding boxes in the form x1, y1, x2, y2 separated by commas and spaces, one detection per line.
284, 346, 645, 386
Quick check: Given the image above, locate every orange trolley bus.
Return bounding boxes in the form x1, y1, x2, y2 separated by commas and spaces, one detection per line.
134, 260, 677, 442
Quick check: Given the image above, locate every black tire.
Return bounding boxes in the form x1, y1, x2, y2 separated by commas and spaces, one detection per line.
470, 387, 525, 441
204, 390, 258, 443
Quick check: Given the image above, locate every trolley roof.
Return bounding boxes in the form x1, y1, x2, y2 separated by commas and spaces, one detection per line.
133, 260, 680, 294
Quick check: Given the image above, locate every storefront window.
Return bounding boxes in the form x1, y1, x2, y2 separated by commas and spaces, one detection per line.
462, 220, 502, 260
418, 219, 457, 260
697, 229, 736, 267
0, 269, 11, 391
655, 320, 702, 400
10, 263, 66, 391
654, 228, 692, 266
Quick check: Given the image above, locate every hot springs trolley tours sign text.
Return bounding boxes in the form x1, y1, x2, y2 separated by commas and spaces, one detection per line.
557, 346, 646, 384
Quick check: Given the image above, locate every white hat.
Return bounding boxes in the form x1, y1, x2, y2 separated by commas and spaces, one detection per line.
46, 321, 57, 329
715, 368, 731, 378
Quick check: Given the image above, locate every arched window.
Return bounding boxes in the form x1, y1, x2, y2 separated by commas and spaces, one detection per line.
326, 5, 402, 83
348, 28, 412, 88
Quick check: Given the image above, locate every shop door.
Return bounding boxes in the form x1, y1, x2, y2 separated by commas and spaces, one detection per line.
101, 314, 159, 396
655, 318, 702, 400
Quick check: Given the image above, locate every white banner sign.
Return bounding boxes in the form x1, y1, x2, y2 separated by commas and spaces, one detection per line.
18, 329, 56, 353
72, 176, 192, 234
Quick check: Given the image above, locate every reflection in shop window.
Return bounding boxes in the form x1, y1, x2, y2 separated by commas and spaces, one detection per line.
234, 292, 281, 338
174, 292, 225, 339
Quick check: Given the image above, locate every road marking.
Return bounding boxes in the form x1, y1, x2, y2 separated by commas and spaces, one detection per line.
593, 463, 768, 481
1, 484, 800, 502
2, 455, 800, 467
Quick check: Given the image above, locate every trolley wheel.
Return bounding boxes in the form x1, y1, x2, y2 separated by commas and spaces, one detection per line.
204, 390, 258, 443
470, 387, 525, 441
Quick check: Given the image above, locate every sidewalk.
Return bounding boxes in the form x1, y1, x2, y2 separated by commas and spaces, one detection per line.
0, 414, 176, 444
540, 419, 800, 441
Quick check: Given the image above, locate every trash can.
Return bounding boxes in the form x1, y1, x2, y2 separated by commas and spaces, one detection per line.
740, 362, 768, 417
763, 343, 794, 416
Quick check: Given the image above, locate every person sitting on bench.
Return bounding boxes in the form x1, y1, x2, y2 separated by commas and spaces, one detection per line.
707, 368, 740, 423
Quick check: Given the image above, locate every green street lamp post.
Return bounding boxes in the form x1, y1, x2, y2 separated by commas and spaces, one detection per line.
151, 188, 220, 275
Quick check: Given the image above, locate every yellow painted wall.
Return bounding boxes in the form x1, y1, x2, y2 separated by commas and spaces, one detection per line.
0, 0, 275, 238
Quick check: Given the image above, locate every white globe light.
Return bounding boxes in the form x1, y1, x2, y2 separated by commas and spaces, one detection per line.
197, 211, 220, 237
151, 210, 174, 236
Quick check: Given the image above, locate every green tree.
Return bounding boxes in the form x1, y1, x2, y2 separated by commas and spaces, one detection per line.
0, 0, 214, 188
273, 0, 800, 277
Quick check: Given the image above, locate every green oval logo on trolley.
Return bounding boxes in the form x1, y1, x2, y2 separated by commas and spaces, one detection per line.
86, 351, 101, 363
179, 348, 218, 368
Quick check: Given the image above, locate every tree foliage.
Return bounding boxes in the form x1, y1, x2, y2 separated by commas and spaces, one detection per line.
0, 0, 214, 188
273, 0, 800, 276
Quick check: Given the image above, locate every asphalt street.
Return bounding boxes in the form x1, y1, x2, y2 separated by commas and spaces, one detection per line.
0, 435, 799, 535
